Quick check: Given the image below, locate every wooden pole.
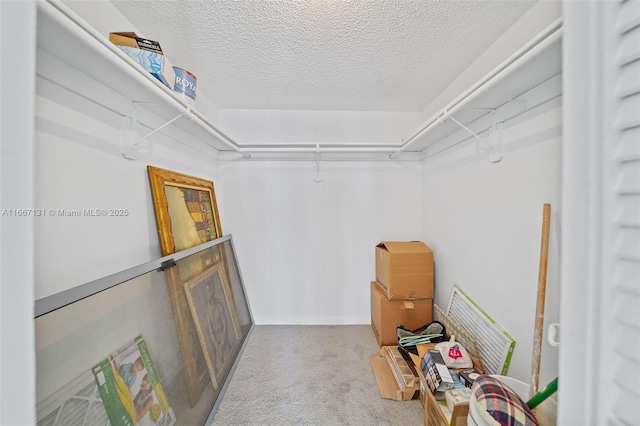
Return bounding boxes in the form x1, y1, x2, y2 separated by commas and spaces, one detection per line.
530, 203, 551, 398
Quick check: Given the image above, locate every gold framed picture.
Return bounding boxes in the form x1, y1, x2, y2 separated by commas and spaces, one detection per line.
147, 166, 222, 256
183, 262, 243, 389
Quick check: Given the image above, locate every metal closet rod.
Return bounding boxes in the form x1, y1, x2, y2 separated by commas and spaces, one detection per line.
44, 0, 248, 157
237, 145, 403, 153
218, 151, 422, 162
391, 18, 563, 159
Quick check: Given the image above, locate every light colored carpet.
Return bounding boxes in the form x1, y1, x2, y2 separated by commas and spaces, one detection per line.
211, 325, 424, 425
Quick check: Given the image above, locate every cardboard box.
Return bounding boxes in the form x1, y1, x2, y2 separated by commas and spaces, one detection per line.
445, 387, 471, 413
370, 281, 433, 346
375, 241, 433, 299
369, 355, 419, 401
410, 343, 434, 403
424, 385, 469, 426
109, 32, 163, 54
421, 349, 454, 393
459, 368, 482, 388
110, 32, 175, 89
116, 46, 176, 89
417, 362, 428, 404
382, 346, 419, 390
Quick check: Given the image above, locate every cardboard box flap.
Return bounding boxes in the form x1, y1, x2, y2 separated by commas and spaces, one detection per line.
409, 352, 422, 369
369, 356, 418, 401
370, 356, 400, 400
109, 32, 164, 54
416, 343, 437, 358
377, 241, 432, 254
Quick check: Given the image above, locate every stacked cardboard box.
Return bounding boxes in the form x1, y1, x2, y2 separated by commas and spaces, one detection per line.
370, 241, 434, 347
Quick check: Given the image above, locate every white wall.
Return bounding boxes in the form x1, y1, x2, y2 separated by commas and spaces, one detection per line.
33, 1, 222, 299
421, 95, 562, 387
0, 2, 37, 424
414, 0, 563, 389
217, 160, 422, 324
219, 109, 421, 145
217, 108, 424, 325
34, 69, 219, 299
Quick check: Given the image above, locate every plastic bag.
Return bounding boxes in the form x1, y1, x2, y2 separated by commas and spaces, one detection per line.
435, 335, 473, 369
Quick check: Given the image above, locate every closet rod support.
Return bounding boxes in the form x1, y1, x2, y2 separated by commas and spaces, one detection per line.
236, 150, 253, 159
313, 144, 323, 183
449, 116, 503, 163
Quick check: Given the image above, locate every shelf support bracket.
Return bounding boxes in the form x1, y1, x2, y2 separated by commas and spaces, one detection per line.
313, 144, 323, 183
508, 97, 527, 110
135, 113, 184, 143
120, 102, 191, 160
448, 114, 503, 163
120, 115, 138, 160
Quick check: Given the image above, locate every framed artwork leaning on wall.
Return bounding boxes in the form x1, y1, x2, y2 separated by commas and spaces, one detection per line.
147, 165, 222, 256
183, 261, 243, 390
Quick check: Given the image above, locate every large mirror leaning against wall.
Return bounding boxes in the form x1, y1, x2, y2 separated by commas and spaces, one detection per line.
34, 236, 253, 426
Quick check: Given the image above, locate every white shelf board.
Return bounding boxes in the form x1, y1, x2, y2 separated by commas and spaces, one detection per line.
36, 0, 241, 153
406, 34, 563, 152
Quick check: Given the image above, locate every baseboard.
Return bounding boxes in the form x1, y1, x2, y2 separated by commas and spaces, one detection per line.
254, 315, 370, 325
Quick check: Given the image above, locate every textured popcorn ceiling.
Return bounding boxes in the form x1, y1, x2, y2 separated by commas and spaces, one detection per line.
110, 0, 537, 112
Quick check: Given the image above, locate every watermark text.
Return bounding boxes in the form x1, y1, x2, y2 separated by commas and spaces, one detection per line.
2, 208, 130, 217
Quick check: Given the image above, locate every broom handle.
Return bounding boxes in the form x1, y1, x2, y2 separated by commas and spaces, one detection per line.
527, 377, 558, 409
530, 203, 551, 398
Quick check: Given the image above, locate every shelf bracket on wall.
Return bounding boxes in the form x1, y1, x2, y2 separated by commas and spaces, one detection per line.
120, 102, 195, 160
120, 115, 138, 160
508, 97, 527, 111
445, 111, 504, 163
135, 113, 185, 143
313, 144, 323, 183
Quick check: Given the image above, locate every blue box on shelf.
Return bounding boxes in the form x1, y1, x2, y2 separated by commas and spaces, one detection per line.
116, 45, 176, 89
